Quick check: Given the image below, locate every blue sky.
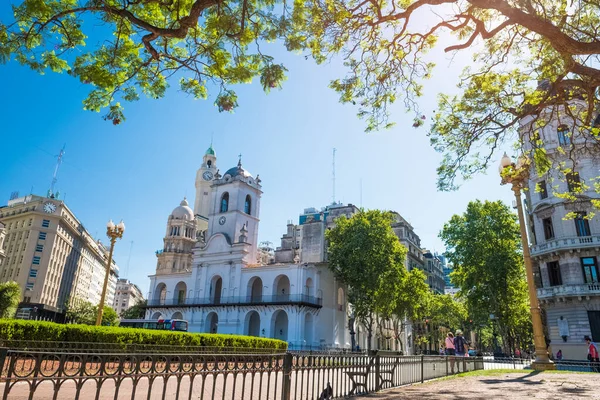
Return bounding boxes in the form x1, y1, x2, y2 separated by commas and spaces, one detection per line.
0, 6, 514, 296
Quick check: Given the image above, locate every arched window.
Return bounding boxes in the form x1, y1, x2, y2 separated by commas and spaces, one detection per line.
244, 195, 252, 215
220, 192, 229, 213
207, 160, 212, 167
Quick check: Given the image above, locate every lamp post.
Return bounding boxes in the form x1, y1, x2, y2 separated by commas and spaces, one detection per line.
95, 219, 125, 326
499, 153, 554, 370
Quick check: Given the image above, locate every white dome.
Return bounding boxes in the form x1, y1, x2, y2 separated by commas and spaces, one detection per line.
171, 198, 194, 220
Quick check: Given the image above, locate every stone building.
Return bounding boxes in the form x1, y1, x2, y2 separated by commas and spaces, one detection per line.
0, 195, 119, 320
113, 278, 144, 316
0, 223, 5, 265
521, 99, 600, 359
390, 212, 425, 272
422, 250, 446, 295
146, 149, 350, 350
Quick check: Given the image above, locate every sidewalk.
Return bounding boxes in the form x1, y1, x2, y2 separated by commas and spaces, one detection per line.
352, 371, 599, 399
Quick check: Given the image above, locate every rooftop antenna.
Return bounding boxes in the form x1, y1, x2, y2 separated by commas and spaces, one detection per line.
48, 145, 66, 199
125, 240, 134, 278
332, 148, 336, 205
360, 178, 363, 209
9, 191, 19, 201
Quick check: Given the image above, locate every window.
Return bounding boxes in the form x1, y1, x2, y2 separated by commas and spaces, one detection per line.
575, 212, 591, 237
244, 195, 252, 215
38, 232, 46, 240
177, 290, 185, 305
581, 257, 599, 283
26, 283, 34, 291
42, 219, 50, 228
35, 244, 44, 252
220, 192, 229, 213
566, 172, 581, 192
28, 219, 32, 226
547, 261, 562, 286
557, 125, 571, 146
207, 160, 212, 167
589, 311, 600, 342
29, 269, 38, 278
23, 296, 31, 303
538, 180, 548, 200
32, 256, 40, 265
543, 218, 554, 240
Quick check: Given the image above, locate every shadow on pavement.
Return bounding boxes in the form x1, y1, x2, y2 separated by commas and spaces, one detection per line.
479, 371, 543, 386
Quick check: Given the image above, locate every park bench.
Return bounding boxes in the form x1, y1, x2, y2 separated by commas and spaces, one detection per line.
346, 355, 377, 395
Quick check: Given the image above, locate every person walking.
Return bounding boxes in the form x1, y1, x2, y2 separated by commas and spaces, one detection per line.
454, 330, 467, 373
556, 349, 563, 361
585, 336, 599, 373
445, 332, 456, 373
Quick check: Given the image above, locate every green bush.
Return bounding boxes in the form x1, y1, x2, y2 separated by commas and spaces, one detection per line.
0, 320, 287, 351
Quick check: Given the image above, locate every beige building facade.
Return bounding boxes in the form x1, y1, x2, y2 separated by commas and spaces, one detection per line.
112, 278, 144, 316
0, 195, 119, 320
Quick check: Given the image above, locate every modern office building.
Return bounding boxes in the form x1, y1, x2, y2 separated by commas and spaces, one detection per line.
0, 195, 119, 320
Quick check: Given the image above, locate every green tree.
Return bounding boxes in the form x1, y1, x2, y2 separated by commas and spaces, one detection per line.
0, 281, 21, 319
120, 299, 147, 319
0, 0, 291, 124
440, 200, 531, 354
389, 268, 431, 352
326, 210, 407, 351
65, 300, 96, 324
100, 305, 119, 326
290, 0, 600, 191
66, 300, 119, 326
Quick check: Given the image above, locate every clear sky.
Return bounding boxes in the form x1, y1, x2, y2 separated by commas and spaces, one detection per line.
0, 6, 514, 296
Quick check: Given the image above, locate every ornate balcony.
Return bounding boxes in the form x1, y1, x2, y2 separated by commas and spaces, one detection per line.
146, 294, 323, 308
530, 235, 600, 257
537, 283, 600, 302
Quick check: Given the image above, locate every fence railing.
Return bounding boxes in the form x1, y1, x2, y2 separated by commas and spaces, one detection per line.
0, 348, 489, 400
147, 294, 323, 308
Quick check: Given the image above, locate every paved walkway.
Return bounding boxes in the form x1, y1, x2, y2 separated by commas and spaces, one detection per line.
353, 371, 600, 399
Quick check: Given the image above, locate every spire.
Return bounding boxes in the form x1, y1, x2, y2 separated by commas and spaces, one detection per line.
237, 153, 242, 167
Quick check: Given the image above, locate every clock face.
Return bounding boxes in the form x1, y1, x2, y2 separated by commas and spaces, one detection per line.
43, 202, 56, 214
218, 216, 226, 225
203, 171, 214, 181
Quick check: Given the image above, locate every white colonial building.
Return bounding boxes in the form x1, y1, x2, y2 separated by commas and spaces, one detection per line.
146, 147, 350, 349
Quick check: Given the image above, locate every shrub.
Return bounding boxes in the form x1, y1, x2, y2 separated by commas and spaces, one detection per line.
0, 282, 21, 318
0, 320, 287, 351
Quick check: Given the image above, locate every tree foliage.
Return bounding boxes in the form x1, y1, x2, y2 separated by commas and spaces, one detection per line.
0, 281, 21, 319
121, 299, 147, 319
0, 0, 291, 124
291, 0, 600, 189
326, 210, 407, 351
440, 200, 532, 353
66, 300, 119, 326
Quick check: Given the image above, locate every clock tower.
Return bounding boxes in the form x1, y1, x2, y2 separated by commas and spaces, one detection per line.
194, 145, 217, 218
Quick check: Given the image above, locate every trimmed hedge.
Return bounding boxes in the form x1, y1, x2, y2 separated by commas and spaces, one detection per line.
0, 320, 287, 351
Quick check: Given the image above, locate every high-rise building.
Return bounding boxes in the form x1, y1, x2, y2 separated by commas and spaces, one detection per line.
112, 278, 144, 316
521, 98, 600, 360
0, 195, 119, 320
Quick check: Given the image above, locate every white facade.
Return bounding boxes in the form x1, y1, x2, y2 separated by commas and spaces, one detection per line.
147, 149, 349, 349
521, 99, 600, 360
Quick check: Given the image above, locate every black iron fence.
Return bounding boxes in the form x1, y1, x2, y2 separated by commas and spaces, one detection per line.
146, 294, 323, 308
0, 348, 488, 400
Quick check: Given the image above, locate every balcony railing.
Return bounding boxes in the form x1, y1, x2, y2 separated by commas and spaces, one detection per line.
537, 283, 600, 299
147, 294, 323, 308
530, 235, 600, 257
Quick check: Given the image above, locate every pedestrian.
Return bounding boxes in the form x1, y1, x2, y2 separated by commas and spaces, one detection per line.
556, 349, 562, 361
445, 332, 456, 373
454, 330, 467, 373
585, 336, 599, 373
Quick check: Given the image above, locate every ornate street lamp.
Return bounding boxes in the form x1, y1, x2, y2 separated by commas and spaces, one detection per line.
95, 219, 125, 326
499, 153, 554, 370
